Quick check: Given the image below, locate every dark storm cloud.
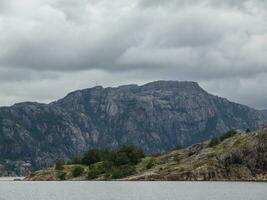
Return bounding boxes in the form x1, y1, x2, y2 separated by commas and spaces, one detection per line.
0, 0, 266, 108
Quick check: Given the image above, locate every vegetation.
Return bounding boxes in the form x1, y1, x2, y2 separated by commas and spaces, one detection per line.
208, 130, 238, 147
25, 127, 267, 181
145, 158, 155, 169
38, 145, 146, 180
219, 130, 238, 141
72, 166, 84, 177
208, 137, 220, 147
55, 160, 65, 170
57, 171, 67, 180
173, 144, 182, 150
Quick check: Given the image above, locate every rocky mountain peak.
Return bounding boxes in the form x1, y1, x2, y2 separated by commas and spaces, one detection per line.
0, 80, 266, 176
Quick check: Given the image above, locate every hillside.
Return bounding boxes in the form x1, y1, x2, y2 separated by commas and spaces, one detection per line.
25, 126, 267, 181
0, 81, 265, 176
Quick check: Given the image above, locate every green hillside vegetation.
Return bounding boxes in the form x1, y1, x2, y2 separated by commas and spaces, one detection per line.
25, 127, 267, 181
27, 145, 145, 180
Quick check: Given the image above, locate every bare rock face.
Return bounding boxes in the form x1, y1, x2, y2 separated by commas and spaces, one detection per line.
261, 110, 267, 120
0, 81, 265, 175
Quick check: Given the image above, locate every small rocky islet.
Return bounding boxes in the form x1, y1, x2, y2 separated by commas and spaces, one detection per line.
25, 126, 267, 181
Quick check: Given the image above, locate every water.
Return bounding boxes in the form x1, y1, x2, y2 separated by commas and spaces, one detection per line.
0, 181, 266, 200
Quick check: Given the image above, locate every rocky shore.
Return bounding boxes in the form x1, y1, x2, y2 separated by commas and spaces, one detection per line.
25, 126, 267, 181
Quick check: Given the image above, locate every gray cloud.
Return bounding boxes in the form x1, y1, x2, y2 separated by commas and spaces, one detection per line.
0, 0, 266, 109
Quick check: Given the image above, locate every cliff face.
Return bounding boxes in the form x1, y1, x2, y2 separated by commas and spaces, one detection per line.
125, 126, 267, 181
262, 110, 267, 120
0, 81, 265, 175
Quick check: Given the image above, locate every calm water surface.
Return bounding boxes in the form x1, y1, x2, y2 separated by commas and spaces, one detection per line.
0, 181, 266, 200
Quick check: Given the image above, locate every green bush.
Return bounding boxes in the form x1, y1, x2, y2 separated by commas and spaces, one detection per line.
110, 165, 136, 179
119, 145, 145, 165
72, 166, 84, 177
208, 137, 220, 147
208, 130, 238, 148
146, 158, 155, 169
87, 166, 100, 180
82, 149, 103, 165
57, 172, 67, 180
111, 152, 130, 166
220, 130, 238, 141
55, 160, 65, 170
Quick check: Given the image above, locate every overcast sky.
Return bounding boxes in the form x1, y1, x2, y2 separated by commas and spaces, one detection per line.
0, 0, 266, 109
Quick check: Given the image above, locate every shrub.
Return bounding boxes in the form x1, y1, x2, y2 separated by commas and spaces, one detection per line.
174, 154, 181, 162
82, 149, 103, 165
220, 130, 238, 141
72, 166, 84, 177
102, 161, 113, 170
208, 137, 220, 147
87, 170, 98, 180
119, 145, 145, 165
55, 160, 65, 170
57, 172, 67, 180
173, 144, 182, 150
146, 158, 155, 169
110, 165, 136, 179
111, 152, 130, 166
246, 128, 251, 133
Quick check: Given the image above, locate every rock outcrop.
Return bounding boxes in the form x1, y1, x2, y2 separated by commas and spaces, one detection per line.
0, 81, 265, 175
261, 110, 267, 120
125, 126, 267, 181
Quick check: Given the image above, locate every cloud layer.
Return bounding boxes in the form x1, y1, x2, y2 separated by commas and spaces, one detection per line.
0, 0, 266, 108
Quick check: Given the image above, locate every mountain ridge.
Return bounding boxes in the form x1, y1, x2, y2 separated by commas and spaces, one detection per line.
0, 80, 265, 176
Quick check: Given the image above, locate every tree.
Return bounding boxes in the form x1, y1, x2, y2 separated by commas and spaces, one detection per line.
146, 158, 155, 169
110, 165, 136, 179
55, 160, 65, 170
87, 165, 101, 180
119, 145, 145, 165
208, 137, 220, 147
72, 166, 84, 177
220, 130, 238, 141
82, 149, 103, 165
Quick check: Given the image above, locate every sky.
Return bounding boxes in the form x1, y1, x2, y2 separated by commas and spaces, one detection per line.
0, 0, 266, 109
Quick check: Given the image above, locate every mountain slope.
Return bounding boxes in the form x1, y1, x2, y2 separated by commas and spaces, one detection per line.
0, 81, 265, 176
261, 110, 267, 120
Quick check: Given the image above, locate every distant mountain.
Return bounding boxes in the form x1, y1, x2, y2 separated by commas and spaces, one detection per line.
0, 81, 265, 176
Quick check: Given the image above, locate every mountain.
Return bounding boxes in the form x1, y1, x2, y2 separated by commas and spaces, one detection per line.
261, 110, 267, 120
0, 81, 265, 176
25, 126, 267, 181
